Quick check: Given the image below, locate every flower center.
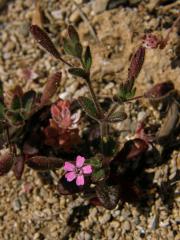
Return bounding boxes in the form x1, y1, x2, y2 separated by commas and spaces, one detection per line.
75, 167, 82, 175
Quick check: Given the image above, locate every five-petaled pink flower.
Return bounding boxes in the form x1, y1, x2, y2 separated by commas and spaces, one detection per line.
64, 156, 92, 186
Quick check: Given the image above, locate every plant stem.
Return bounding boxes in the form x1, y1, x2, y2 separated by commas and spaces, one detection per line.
58, 57, 73, 67
100, 121, 108, 157
107, 95, 144, 118
125, 95, 143, 103
86, 78, 103, 118
106, 103, 119, 118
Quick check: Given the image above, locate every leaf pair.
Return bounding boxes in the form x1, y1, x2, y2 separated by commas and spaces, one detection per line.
116, 87, 136, 102
86, 156, 105, 182
7, 90, 36, 124
68, 47, 92, 81
64, 26, 92, 71
78, 96, 127, 124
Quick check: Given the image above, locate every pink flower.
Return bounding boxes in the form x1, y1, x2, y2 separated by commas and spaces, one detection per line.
64, 156, 92, 186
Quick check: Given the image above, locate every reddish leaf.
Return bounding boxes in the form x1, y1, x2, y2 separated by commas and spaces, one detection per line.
13, 156, 25, 180
0, 152, 13, 176
23, 142, 39, 155
12, 85, 23, 98
119, 181, 144, 203
157, 101, 179, 144
126, 138, 148, 160
96, 181, 120, 210
40, 72, 62, 105
30, 25, 61, 59
89, 197, 103, 207
26, 156, 63, 170
144, 81, 174, 99
57, 176, 81, 195
109, 139, 148, 183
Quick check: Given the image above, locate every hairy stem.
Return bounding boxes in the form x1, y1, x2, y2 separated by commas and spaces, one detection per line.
100, 121, 108, 157
125, 95, 144, 103
107, 95, 144, 118
58, 57, 73, 67
86, 77, 103, 118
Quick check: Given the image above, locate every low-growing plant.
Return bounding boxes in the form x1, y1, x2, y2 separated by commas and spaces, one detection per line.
0, 15, 179, 209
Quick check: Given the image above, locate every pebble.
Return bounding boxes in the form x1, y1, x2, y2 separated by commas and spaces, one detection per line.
107, 228, 114, 239
148, 214, 159, 230
121, 208, 131, 219
12, 199, 21, 212
122, 221, 131, 232
51, 10, 63, 20
99, 212, 111, 224
74, 0, 83, 4
92, 0, 108, 14
111, 210, 121, 217
137, 111, 146, 121
69, 10, 81, 23
4, 42, 15, 52
18, 22, 30, 37
110, 220, 120, 228
78, 231, 92, 240
19, 193, 28, 205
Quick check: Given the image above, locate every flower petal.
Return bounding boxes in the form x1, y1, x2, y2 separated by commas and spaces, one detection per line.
64, 162, 75, 172
82, 165, 92, 174
65, 172, 76, 182
76, 156, 85, 168
76, 175, 84, 186
51, 105, 60, 118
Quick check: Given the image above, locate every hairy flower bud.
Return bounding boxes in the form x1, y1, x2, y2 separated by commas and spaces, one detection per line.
30, 25, 61, 59
127, 46, 145, 90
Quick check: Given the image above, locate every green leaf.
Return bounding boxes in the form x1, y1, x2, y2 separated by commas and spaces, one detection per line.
63, 39, 76, 56
68, 25, 80, 44
92, 168, 105, 182
22, 90, 36, 114
6, 110, 24, 124
78, 96, 99, 120
0, 81, 3, 99
108, 111, 127, 123
63, 39, 82, 59
86, 157, 102, 168
11, 95, 22, 110
117, 87, 136, 101
0, 102, 4, 119
69, 68, 89, 81
74, 42, 83, 59
83, 46, 92, 71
